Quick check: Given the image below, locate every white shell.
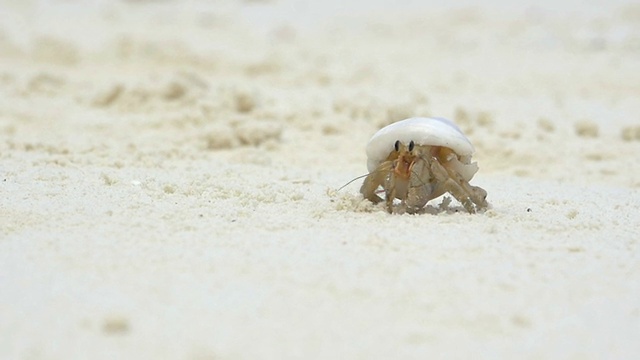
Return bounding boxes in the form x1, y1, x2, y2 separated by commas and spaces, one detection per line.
366, 117, 478, 180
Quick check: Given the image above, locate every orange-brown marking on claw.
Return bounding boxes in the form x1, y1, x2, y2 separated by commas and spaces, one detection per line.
393, 148, 417, 180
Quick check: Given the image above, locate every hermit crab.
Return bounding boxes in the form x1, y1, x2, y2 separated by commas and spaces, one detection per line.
360, 117, 488, 214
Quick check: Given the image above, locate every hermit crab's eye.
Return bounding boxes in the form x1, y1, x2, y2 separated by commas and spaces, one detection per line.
408, 140, 415, 151
394, 140, 400, 152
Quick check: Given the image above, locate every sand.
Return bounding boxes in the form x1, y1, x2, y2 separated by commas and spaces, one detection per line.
1, 0, 639, 359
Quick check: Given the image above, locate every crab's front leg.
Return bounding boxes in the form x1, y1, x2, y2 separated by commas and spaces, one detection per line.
360, 160, 408, 213
386, 141, 420, 213
384, 162, 413, 213
360, 161, 393, 205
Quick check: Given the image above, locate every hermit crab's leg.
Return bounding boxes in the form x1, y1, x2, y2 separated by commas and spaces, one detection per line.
429, 160, 475, 212
384, 181, 395, 213
433, 146, 488, 211
384, 167, 410, 213
429, 159, 488, 213
360, 161, 393, 205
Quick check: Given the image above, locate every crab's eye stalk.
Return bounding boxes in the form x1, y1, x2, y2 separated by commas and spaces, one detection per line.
408, 140, 415, 151
394, 140, 400, 152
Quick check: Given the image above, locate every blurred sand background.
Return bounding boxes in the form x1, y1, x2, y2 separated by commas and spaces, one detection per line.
1, 0, 640, 359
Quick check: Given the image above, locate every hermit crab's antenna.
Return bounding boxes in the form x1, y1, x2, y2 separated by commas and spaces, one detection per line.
337, 173, 370, 192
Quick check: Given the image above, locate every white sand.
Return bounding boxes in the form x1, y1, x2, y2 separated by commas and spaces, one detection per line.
1, 0, 640, 359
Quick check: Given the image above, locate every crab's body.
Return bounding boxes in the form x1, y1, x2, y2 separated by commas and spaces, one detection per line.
360, 117, 488, 213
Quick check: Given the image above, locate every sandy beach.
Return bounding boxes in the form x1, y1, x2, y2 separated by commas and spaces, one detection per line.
1, 0, 640, 359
